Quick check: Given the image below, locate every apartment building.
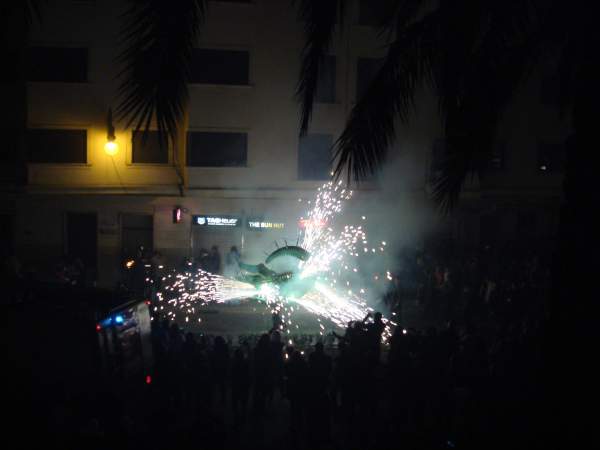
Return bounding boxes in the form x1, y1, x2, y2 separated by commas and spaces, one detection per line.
0, 0, 567, 287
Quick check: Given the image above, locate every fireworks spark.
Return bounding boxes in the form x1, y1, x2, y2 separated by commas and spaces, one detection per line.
155, 180, 394, 339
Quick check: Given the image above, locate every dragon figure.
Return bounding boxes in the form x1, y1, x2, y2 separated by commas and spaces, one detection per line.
236, 245, 317, 298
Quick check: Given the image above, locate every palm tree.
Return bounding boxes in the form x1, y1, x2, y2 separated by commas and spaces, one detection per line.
296, 0, 541, 211
295, 2, 598, 448
116, 0, 206, 147
116, 0, 207, 194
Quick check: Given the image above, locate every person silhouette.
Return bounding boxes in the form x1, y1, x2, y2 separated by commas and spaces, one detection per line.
208, 246, 221, 274
307, 342, 332, 446
286, 350, 308, 441
210, 336, 229, 406
224, 246, 241, 278
366, 312, 385, 364
252, 334, 272, 416
230, 348, 250, 429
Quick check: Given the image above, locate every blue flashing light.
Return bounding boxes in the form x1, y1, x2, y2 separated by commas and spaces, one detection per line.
115, 315, 124, 324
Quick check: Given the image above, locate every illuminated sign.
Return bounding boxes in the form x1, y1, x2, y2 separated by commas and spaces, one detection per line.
247, 218, 285, 230
172, 207, 182, 223
192, 215, 240, 227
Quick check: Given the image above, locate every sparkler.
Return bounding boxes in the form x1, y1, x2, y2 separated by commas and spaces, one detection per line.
155, 180, 394, 340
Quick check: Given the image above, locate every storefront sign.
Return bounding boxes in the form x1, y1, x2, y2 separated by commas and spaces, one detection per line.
193, 215, 240, 227
247, 218, 285, 230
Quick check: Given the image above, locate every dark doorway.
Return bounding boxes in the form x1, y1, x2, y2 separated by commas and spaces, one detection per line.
65, 212, 97, 269
121, 214, 153, 260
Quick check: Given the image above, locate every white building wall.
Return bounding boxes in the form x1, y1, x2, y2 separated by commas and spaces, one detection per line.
4, 0, 569, 287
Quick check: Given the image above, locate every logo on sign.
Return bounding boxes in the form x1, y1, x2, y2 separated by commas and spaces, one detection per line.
193, 215, 240, 227
247, 219, 285, 230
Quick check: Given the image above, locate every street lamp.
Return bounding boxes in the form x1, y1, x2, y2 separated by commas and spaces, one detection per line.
104, 108, 118, 156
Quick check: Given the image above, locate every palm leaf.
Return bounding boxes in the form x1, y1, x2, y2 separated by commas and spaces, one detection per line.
329, 0, 538, 211
22, 0, 44, 26
378, 0, 427, 41
116, 0, 206, 148
0, 1, 44, 28
432, 0, 539, 212
295, 0, 345, 135
333, 12, 439, 184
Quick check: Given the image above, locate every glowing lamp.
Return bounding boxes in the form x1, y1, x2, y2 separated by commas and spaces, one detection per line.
145, 375, 152, 384
104, 140, 118, 156
104, 107, 118, 156
115, 315, 124, 324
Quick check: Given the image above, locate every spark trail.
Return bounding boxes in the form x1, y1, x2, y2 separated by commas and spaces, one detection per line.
154, 180, 396, 339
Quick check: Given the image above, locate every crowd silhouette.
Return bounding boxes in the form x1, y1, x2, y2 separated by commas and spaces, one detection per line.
1, 242, 549, 450
141, 307, 544, 449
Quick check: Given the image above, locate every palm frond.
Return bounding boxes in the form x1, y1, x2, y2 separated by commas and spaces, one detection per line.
0, 1, 44, 28
378, 0, 429, 41
333, 13, 439, 184
432, 1, 539, 212
295, 0, 344, 135
24, 0, 43, 26
330, 0, 539, 210
116, 0, 206, 147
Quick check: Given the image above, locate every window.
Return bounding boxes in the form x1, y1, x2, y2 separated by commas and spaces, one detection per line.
26, 47, 87, 82
356, 57, 384, 101
298, 134, 332, 180
132, 131, 169, 164
187, 131, 247, 167
27, 129, 87, 163
316, 56, 336, 103
358, 0, 395, 26
189, 49, 249, 85
537, 141, 565, 173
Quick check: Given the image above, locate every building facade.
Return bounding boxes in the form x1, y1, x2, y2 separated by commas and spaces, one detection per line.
0, 0, 568, 288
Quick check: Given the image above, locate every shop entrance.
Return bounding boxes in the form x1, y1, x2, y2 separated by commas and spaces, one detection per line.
191, 226, 242, 274
121, 213, 153, 260
65, 212, 98, 272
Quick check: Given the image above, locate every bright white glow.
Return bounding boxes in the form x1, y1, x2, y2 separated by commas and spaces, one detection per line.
104, 140, 118, 156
